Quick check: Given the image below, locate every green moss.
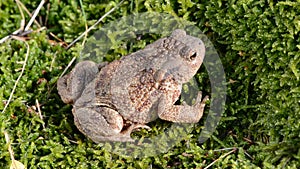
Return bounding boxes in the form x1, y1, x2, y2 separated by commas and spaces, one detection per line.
205, 0, 300, 167
0, 0, 299, 168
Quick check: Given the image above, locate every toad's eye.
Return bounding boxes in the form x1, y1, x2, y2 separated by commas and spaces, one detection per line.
180, 46, 196, 61
190, 52, 197, 60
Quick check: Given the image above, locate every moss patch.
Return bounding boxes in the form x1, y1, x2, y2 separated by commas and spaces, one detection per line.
0, 0, 299, 168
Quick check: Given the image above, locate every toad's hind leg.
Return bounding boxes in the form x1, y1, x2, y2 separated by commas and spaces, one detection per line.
73, 107, 135, 142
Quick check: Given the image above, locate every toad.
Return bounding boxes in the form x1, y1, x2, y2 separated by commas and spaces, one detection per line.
57, 29, 208, 142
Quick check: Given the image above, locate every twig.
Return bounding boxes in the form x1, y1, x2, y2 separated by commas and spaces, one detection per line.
49, 32, 65, 43
213, 147, 236, 152
66, 0, 125, 49
47, 55, 76, 99
243, 137, 253, 144
24, 0, 45, 31
50, 51, 57, 71
0, 36, 10, 44
0, 0, 26, 43
35, 99, 45, 129
14, 0, 26, 34
282, 157, 291, 168
16, 0, 42, 28
79, 0, 88, 47
0, 0, 44, 44
59, 56, 77, 78
68, 139, 79, 144
204, 148, 237, 169
45, 3, 50, 26
34, 26, 47, 33
244, 150, 254, 160
213, 147, 254, 160
1, 38, 30, 114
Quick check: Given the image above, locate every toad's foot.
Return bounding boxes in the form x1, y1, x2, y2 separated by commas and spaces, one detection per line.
122, 123, 151, 135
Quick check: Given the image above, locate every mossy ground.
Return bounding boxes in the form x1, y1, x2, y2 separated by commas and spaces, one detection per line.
0, 0, 299, 168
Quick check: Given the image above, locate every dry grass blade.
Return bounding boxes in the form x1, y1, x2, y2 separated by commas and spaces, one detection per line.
0, 0, 26, 43
59, 56, 76, 78
204, 148, 237, 169
15, 0, 42, 28
13, 0, 26, 34
36, 99, 45, 129
0, 36, 11, 44
1, 38, 30, 114
66, 0, 125, 49
4, 131, 15, 162
4, 131, 25, 169
24, 0, 45, 31
50, 51, 57, 71
0, 0, 44, 44
78, 0, 88, 47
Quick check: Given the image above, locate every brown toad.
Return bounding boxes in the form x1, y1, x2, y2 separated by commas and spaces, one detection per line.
57, 29, 208, 142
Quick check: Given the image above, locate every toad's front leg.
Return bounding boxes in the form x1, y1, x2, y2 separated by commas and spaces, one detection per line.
157, 92, 209, 123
